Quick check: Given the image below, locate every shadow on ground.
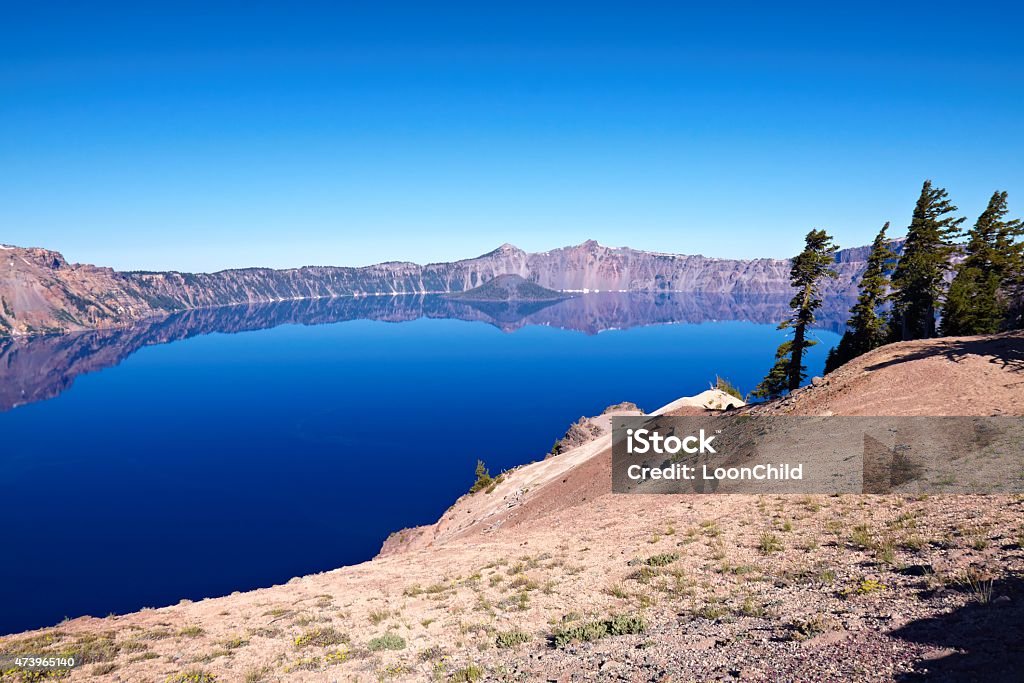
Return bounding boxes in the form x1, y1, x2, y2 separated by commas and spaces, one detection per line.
892, 572, 1024, 681
866, 333, 1024, 375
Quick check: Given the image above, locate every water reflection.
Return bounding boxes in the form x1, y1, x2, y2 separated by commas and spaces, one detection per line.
0, 292, 852, 411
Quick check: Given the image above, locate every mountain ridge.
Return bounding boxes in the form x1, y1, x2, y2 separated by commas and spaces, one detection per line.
0, 239, 899, 337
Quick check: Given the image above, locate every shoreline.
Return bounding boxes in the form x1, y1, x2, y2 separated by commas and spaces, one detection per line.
1, 389, 735, 638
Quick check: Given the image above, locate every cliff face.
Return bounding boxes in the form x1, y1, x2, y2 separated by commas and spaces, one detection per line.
0, 240, 893, 337
0, 246, 169, 336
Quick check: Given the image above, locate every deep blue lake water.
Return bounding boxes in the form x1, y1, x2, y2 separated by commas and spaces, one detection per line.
0, 293, 844, 634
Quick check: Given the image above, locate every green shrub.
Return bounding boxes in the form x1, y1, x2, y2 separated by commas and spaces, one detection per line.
714, 376, 743, 399
367, 632, 406, 651
607, 614, 646, 635
840, 578, 887, 598
468, 460, 493, 494
294, 627, 348, 648
644, 553, 679, 567
495, 629, 531, 648
450, 664, 485, 682
758, 532, 783, 554
849, 524, 874, 549
551, 614, 645, 647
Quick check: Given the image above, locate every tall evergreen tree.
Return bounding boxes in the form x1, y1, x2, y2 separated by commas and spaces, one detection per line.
995, 197, 1024, 329
754, 229, 838, 399
942, 191, 1024, 335
889, 180, 964, 340
824, 223, 896, 373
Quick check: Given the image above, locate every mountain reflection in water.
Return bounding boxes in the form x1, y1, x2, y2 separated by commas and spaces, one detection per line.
0, 292, 852, 412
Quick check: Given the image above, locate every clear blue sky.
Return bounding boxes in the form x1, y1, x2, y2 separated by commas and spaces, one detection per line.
2, 1, 1022, 272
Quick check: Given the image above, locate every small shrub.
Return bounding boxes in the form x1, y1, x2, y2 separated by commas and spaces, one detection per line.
696, 603, 727, 620
508, 574, 538, 591
551, 621, 609, 647
900, 536, 925, 552
738, 596, 766, 617
787, 614, 837, 641
714, 376, 744, 400
222, 636, 248, 650
551, 614, 645, 647
758, 532, 783, 554
841, 578, 886, 598
607, 614, 646, 635
849, 524, 874, 549
495, 629, 531, 648
818, 567, 837, 585
450, 664, 485, 682
961, 568, 994, 604
604, 583, 629, 599
367, 632, 406, 651
243, 667, 272, 683
283, 657, 320, 673
875, 541, 896, 565
628, 566, 659, 583
700, 521, 722, 538
368, 608, 392, 625
178, 625, 204, 638
294, 627, 348, 648
644, 553, 679, 567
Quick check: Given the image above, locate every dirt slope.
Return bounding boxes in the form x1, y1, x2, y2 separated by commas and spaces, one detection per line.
747, 331, 1024, 416
2, 335, 1023, 682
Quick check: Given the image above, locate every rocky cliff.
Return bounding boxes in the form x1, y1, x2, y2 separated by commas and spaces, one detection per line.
0, 240, 894, 337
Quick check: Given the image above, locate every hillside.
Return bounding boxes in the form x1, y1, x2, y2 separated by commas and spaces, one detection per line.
1, 333, 1021, 682
745, 330, 1024, 416
0, 239, 894, 337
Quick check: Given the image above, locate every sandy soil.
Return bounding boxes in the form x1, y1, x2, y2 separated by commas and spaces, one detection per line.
746, 331, 1024, 417
2, 333, 1024, 682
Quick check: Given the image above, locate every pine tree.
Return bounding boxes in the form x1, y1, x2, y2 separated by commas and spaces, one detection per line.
754, 229, 838, 399
889, 180, 964, 340
995, 196, 1024, 329
942, 191, 1024, 335
752, 341, 792, 400
824, 223, 896, 373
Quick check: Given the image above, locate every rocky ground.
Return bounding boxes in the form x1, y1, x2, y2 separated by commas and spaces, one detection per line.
2, 332, 1023, 682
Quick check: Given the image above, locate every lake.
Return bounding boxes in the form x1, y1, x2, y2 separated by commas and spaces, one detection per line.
0, 293, 845, 634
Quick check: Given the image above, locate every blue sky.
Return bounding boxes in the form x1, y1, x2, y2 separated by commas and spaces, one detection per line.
1, 1, 1022, 272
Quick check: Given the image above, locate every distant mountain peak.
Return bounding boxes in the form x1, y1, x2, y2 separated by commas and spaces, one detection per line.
483, 243, 525, 257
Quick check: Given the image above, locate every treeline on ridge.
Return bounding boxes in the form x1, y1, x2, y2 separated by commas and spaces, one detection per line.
752, 180, 1023, 400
